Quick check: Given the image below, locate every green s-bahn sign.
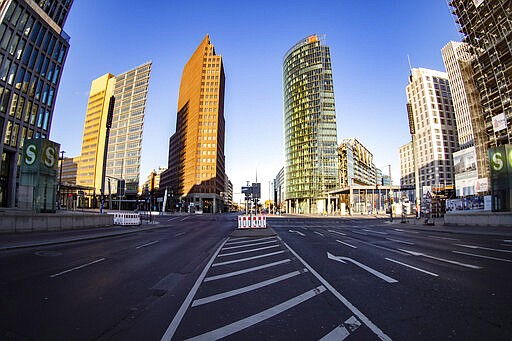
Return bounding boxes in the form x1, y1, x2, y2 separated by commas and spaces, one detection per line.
488, 144, 512, 211
19, 138, 61, 212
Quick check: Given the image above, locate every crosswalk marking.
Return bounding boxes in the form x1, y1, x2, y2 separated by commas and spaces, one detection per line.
204, 259, 291, 282
185, 286, 326, 341
192, 270, 305, 307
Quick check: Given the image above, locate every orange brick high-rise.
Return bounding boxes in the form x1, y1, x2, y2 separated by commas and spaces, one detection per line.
161, 35, 226, 213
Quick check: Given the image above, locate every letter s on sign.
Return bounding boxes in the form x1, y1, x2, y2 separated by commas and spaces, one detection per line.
25, 144, 37, 165
43, 146, 56, 168
492, 151, 504, 172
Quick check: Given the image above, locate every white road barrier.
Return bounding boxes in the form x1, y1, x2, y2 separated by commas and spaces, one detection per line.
237, 215, 267, 228
109, 212, 141, 226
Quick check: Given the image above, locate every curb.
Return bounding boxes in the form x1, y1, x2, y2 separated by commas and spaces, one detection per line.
0, 223, 162, 251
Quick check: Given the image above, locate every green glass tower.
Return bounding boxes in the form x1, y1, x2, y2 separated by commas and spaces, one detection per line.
283, 34, 338, 214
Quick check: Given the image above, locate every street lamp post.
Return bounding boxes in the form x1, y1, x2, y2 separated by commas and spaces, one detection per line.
58, 150, 65, 210
388, 164, 393, 222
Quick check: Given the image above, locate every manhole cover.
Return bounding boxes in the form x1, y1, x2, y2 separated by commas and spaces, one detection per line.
34, 251, 62, 257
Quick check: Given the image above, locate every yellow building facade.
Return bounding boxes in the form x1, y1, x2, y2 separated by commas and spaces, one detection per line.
76, 73, 115, 192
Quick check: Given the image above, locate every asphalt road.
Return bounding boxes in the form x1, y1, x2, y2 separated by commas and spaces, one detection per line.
1, 214, 511, 340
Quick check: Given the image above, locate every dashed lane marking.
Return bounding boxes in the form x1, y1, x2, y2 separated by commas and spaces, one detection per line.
136, 240, 159, 249
453, 250, 512, 263
385, 258, 438, 277
336, 240, 357, 249
50, 258, 106, 278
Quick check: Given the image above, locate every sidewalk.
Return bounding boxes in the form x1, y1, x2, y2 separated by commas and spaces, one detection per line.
380, 216, 512, 237
277, 213, 512, 237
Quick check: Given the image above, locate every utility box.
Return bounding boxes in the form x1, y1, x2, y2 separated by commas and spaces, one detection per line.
18, 138, 60, 213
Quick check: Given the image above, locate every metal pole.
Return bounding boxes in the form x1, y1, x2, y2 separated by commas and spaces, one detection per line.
58, 150, 65, 210
389, 164, 393, 222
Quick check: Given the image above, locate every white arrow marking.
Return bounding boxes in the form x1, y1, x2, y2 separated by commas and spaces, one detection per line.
289, 229, 305, 236
327, 252, 398, 283
399, 249, 481, 269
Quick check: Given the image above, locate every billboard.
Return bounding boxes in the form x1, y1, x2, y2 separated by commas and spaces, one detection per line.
453, 147, 478, 197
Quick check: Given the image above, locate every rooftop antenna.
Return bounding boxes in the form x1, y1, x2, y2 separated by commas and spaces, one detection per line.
407, 54, 413, 72
255, 169, 258, 183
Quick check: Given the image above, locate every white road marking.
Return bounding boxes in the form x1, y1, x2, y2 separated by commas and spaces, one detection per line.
50, 258, 106, 278
386, 237, 414, 245
224, 236, 275, 246
185, 286, 326, 341
351, 230, 368, 236
357, 240, 409, 255
218, 245, 279, 257
192, 270, 305, 307
212, 251, 285, 267
399, 249, 481, 269
336, 240, 357, 249
289, 229, 306, 236
160, 239, 227, 341
385, 258, 438, 277
328, 230, 346, 236
428, 235, 458, 241
174, 232, 186, 237
222, 240, 277, 250
453, 251, 512, 263
314, 231, 325, 237
136, 240, 159, 249
454, 243, 512, 254
319, 316, 362, 341
204, 259, 291, 282
363, 229, 388, 235
283, 243, 392, 341
180, 216, 190, 221
327, 252, 398, 283
503, 240, 512, 243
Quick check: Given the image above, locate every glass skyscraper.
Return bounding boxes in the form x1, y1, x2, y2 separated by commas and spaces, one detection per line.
283, 34, 338, 214
0, 0, 73, 207
76, 62, 151, 204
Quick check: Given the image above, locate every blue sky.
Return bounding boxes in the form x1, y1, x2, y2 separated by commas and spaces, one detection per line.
51, 1, 460, 202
